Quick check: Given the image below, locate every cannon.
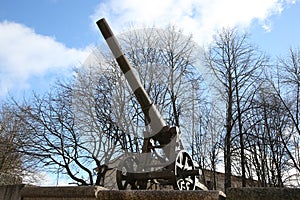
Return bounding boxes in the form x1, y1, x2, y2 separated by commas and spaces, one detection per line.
96, 18, 206, 190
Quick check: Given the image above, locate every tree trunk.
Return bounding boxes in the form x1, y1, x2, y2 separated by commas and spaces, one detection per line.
224, 89, 233, 191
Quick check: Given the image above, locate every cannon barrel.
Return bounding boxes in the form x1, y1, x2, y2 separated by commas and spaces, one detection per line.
96, 18, 169, 139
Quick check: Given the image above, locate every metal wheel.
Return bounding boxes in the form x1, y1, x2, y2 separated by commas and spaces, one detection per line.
116, 155, 146, 190
174, 150, 196, 190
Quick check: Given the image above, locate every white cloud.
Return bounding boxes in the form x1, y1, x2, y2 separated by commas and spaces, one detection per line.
24, 171, 71, 186
89, 0, 295, 118
0, 21, 91, 97
91, 0, 295, 43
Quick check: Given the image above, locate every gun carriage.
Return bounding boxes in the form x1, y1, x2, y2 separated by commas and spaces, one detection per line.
96, 18, 205, 190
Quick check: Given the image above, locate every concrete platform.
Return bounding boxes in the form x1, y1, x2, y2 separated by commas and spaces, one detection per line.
97, 190, 226, 200
20, 186, 225, 200
21, 186, 107, 200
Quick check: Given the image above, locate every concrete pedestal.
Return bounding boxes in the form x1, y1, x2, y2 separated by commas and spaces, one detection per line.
20, 186, 225, 200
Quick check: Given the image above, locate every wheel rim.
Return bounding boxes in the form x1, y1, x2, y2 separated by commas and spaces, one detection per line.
174, 150, 196, 190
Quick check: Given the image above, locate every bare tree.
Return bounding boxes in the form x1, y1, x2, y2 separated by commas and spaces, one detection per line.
191, 101, 223, 189
0, 102, 39, 184
265, 48, 300, 185
0, 103, 22, 175
203, 27, 266, 190
248, 81, 290, 187
9, 68, 127, 186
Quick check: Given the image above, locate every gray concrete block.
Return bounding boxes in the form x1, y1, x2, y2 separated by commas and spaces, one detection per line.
227, 187, 300, 200
96, 190, 225, 200
21, 186, 107, 200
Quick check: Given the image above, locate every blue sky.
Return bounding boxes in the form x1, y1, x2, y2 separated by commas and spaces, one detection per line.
0, 0, 300, 101
0, 0, 99, 48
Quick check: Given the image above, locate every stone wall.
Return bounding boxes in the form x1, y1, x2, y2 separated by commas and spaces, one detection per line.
202, 170, 258, 191
0, 184, 25, 200
226, 187, 300, 200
